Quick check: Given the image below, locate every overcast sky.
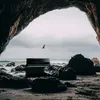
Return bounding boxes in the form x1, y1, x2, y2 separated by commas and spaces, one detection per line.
0, 7, 100, 60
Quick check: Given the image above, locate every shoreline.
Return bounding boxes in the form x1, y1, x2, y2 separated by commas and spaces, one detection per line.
0, 74, 100, 100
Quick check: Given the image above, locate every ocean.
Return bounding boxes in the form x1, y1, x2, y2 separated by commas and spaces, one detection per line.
0, 59, 68, 66
0, 59, 68, 76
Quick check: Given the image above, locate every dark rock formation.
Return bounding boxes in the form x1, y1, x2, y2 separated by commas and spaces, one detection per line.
0, 70, 29, 88
44, 65, 61, 77
45, 65, 76, 80
6, 62, 15, 67
58, 67, 76, 80
67, 54, 96, 75
30, 77, 67, 93
0, 0, 100, 54
0, 68, 7, 72
94, 64, 100, 72
13, 64, 26, 72
11, 68, 15, 72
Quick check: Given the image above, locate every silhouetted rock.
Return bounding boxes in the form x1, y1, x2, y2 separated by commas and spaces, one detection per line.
58, 67, 76, 80
0, 68, 7, 72
15, 65, 25, 71
0, 70, 12, 77
6, 62, 15, 67
44, 65, 61, 77
30, 77, 67, 93
67, 54, 96, 75
11, 65, 26, 72
11, 68, 15, 72
44, 65, 76, 80
0, 70, 29, 88
94, 64, 100, 72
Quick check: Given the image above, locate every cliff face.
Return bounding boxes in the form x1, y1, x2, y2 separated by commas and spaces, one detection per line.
0, 0, 100, 54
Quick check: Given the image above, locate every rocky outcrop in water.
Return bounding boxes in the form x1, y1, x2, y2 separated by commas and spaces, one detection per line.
0, 70, 29, 88
0, 68, 7, 72
11, 64, 26, 72
0, 0, 100, 54
94, 64, 100, 72
6, 62, 15, 67
44, 65, 60, 77
44, 65, 77, 80
67, 54, 96, 75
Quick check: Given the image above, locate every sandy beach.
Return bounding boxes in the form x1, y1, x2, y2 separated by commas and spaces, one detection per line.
0, 73, 100, 100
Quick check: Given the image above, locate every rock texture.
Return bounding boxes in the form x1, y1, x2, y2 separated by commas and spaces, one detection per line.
67, 54, 96, 75
0, 70, 29, 88
6, 62, 15, 67
94, 64, 100, 72
0, 0, 100, 53
30, 77, 67, 93
58, 67, 76, 80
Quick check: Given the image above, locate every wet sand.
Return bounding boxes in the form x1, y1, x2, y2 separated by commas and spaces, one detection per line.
0, 73, 100, 100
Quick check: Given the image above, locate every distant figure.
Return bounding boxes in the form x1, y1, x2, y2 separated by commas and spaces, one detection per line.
42, 45, 45, 49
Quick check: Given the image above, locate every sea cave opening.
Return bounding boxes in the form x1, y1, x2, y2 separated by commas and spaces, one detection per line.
0, 7, 100, 63
0, 2, 100, 99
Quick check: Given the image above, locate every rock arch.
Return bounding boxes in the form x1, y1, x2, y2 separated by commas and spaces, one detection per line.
0, 0, 100, 54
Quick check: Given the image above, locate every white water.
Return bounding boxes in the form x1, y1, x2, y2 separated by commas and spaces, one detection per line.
0, 60, 68, 76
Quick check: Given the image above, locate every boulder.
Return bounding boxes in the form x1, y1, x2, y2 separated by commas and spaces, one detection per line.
0, 70, 29, 88
44, 65, 61, 77
30, 77, 67, 93
0, 70, 12, 77
58, 67, 76, 80
6, 62, 15, 67
94, 64, 100, 72
0, 68, 7, 72
11, 68, 15, 72
14, 64, 26, 72
67, 54, 96, 75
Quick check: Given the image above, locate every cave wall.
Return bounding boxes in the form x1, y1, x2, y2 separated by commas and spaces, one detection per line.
0, 0, 100, 54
